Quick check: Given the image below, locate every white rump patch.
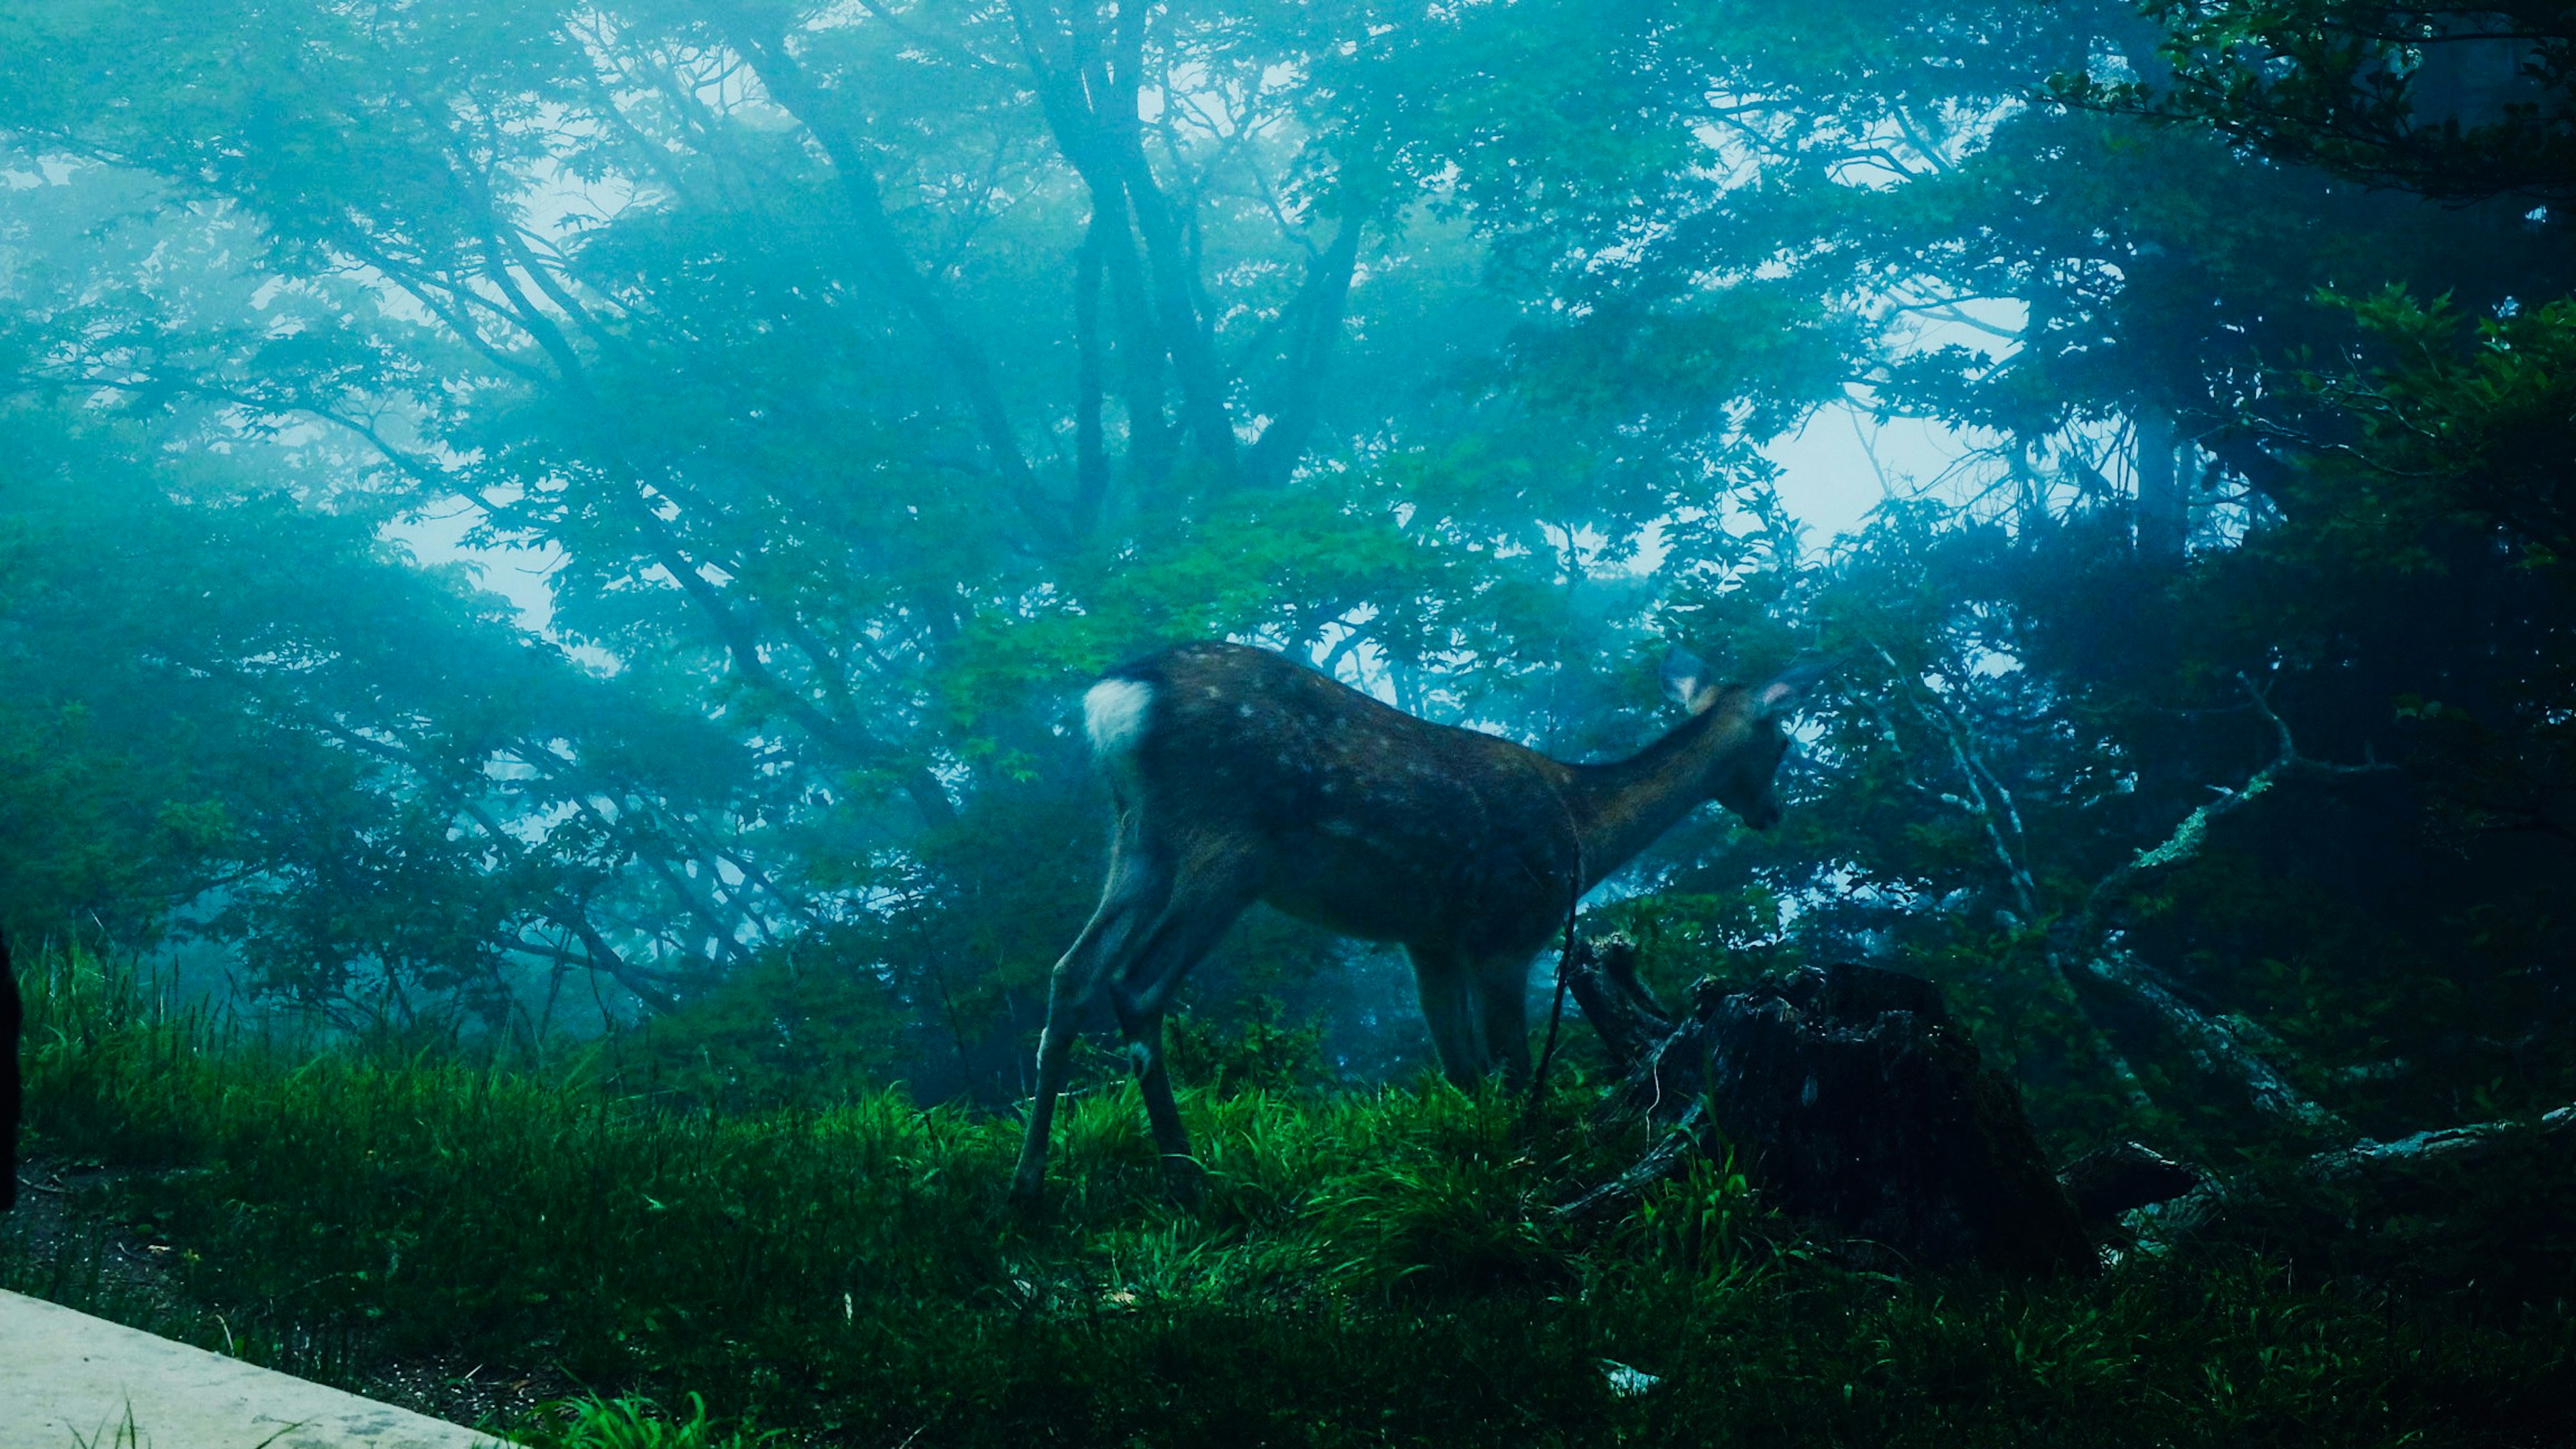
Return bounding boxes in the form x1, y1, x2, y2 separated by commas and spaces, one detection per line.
1083, 678, 1155, 758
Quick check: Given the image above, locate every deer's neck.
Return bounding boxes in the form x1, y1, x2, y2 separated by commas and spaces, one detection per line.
1561, 710, 1732, 886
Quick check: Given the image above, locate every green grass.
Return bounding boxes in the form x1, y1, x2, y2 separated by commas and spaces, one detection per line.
507, 1394, 785, 1449
7, 948, 2574, 1447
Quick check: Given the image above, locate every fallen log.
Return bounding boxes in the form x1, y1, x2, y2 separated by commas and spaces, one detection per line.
2055, 1138, 2203, 1223
2135, 1103, 2576, 1303
2069, 948, 2345, 1134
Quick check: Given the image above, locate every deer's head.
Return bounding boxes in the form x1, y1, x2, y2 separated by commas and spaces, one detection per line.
1660, 649, 1831, 831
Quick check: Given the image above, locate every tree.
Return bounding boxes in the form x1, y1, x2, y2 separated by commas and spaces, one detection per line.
0, 0, 2566, 1145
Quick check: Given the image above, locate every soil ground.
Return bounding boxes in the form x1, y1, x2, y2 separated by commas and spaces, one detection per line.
4, 1160, 579, 1437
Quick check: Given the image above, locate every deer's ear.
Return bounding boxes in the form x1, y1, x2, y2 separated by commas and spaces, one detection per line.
1753, 654, 1837, 720
1660, 646, 1721, 714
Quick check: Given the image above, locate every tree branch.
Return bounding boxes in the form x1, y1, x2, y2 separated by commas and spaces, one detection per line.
2078, 950, 2347, 1132
2053, 672, 2394, 1131
2072, 672, 2390, 947
1073, 217, 1111, 532
1242, 211, 1363, 491
720, 10, 1070, 550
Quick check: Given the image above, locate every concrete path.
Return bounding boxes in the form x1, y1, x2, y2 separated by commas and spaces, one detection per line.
0, 1290, 507, 1449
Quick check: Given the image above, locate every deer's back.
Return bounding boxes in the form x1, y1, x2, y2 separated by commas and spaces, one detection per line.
1092, 643, 1578, 951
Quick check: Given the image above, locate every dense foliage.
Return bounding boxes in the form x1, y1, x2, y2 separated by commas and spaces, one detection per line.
0, 0, 2571, 1355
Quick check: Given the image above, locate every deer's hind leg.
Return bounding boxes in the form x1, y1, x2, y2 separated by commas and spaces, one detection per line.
1011, 812, 1168, 1204
1106, 841, 1263, 1200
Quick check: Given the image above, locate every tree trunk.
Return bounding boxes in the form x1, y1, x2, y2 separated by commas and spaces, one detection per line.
2135, 405, 2187, 560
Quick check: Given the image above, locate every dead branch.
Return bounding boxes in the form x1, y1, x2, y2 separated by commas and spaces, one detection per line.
1558, 934, 1674, 1075
1558, 1102, 1707, 1222
2052, 671, 2392, 1132
2306, 1102, 2576, 1180
2076, 950, 2347, 1133
2071, 672, 2391, 946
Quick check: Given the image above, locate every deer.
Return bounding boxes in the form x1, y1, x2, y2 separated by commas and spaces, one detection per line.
1009, 639, 1827, 1203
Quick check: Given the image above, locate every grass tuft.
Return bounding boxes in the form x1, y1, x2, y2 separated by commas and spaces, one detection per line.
510, 1394, 782, 1449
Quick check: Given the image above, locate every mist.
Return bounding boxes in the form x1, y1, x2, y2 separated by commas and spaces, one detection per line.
1, 1, 2571, 1442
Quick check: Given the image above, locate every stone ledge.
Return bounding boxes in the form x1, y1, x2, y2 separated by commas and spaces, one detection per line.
0, 1289, 508, 1448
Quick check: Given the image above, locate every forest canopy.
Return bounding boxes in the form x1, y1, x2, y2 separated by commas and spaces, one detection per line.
0, 0, 2568, 1155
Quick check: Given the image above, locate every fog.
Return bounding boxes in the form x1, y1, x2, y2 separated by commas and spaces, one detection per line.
0, 0, 2565, 1125
6, 3, 2575, 1442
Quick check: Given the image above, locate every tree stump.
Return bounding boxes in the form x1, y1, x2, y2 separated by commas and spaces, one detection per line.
1562, 943, 2094, 1275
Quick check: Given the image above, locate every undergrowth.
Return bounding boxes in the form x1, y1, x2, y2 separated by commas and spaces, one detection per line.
6, 948, 2573, 1447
